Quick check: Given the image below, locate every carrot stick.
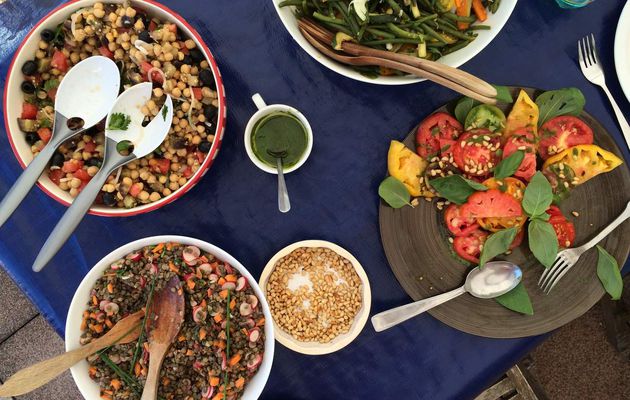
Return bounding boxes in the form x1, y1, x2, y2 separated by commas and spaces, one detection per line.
472, 0, 487, 22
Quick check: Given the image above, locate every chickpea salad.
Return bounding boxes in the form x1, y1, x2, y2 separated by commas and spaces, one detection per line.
16, 1, 220, 208
80, 243, 265, 400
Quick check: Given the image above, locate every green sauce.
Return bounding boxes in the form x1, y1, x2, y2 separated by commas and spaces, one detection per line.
251, 111, 308, 168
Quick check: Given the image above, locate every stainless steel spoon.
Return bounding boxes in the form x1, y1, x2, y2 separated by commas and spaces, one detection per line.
0, 56, 120, 228
32, 82, 173, 272
268, 149, 290, 213
371, 261, 523, 332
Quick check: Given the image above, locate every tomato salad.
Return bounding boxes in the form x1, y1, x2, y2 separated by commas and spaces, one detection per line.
381, 88, 623, 265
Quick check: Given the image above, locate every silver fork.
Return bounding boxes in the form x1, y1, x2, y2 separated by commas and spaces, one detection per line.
578, 34, 630, 150
538, 200, 630, 294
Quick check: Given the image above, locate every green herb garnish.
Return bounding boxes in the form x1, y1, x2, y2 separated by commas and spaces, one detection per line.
162, 105, 168, 121
522, 172, 553, 218
528, 219, 559, 268
429, 175, 487, 205
378, 176, 412, 208
535, 87, 586, 126
493, 150, 524, 180
478, 227, 518, 267
596, 245, 623, 300
108, 113, 132, 131
43, 79, 59, 92
454, 97, 479, 125
128, 274, 157, 375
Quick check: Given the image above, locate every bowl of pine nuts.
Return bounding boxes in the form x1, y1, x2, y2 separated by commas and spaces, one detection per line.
4, 0, 226, 216
259, 240, 371, 355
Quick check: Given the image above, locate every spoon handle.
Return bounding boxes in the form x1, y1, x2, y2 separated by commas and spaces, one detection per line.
277, 158, 290, 213
371, 286, 467, 332
141, 343, 169, 400
32, 138, 134, 272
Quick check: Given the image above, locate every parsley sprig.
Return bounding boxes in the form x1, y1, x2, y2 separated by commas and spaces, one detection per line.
108, 113, 131, 131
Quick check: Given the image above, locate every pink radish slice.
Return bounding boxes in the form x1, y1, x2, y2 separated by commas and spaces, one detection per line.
198, 263, 213, 274
240, 318, 256, 328
240, 302, 252, 316
193, 360, 203, 370
126, 252, 142, 261
149, 263, 158, 275
224, 263, 233, 274
236, 276, 247, 291
221, 282, 236, 291
99, 300, 110, 311
246, 294, 258, 309
183, 273, 195, 281
192, 306, 206, 323
202, 387, 214, 398
183, 245, 200, 264
208, 274, 219, 283
247, 354, 263, 370
248, 328, 260, 342
139, 276, 146, 288
110, 261, 123, 270
220, 351, 227, 370
104, 302, 119, 316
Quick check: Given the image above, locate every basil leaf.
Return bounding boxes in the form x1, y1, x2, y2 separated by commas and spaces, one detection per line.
528, 219, 558, 268
522, 171, 553, 218
535, 87, 586, 126
493, 85, 514, 103
494, 150, 524, 180
378, 177, 411, 208
429, 175, 487, 205
454, 97, 479, 125
596, 245, 622, 300
495, 282, 533, 315
479, 227, 518, 267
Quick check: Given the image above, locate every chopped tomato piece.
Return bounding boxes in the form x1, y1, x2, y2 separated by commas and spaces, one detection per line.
37, 127, 52, 144
152, 158, 170, 174
460, 189, 523, 219
549, 215, 576, 248
166, 23, 177, 33
477, 177, 527, 232
140, 61, 163, 84
73, 168, 91, 182
439, 138, 456, 159
416, 112, 463, 159
83, 141, 96, 153
183, 166, 193, 178
444, 204, 479, 237
51, 50, 68, 72
47, 87, 57, 101
192, 87, 202, 101
98, 46, 114, 59
453, 229, 488, 264
452, 129, 501, 178
149, 20, 157, 32
195, 151, 205, 163
49, 169, 64, 186
21, 102, 38, 119
538, 116, 594, 160
129, 182, 143, 197
62, 159, 84, 173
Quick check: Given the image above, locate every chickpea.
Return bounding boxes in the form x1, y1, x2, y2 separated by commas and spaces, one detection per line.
125, 7, 136, 18
171, 87, 182, 98
87, 166, 100, 177
122, 177, 133, 186
94, 8, 105, 19
177, 177, 187, 186
169, 182, 179, 191
69, 188, 79, 197
138, 191, 150, 201
149, 192, 161, 202
108, 12, 117, 23
162, 188, 172, 196
70, 178, 82, 189
158, 175, 167, 184
181, 64, 191, 74
35, 49, 45, 59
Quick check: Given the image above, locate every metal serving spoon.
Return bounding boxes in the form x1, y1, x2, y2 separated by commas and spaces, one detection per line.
0, 56, 120, 228
268, 149, 291, 213
371, 261, 523, 332
32, 82, 173, 272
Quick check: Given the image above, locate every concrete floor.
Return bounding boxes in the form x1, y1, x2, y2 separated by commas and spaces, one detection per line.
0, 267, 628, 400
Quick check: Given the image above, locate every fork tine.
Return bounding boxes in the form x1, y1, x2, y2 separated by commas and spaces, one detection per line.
577, 39, 586, 70
582, 37, 592, 66
541, 260, 570, 293
589, 33, 599, 64
538, 256, 564, 287
544, 263, 574, 294
539, 257, 567, 290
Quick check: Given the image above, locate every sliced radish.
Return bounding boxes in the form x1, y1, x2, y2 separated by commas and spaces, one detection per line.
149, 263, 158, 275
183, 273, 195, 282
183, 246, 200, 264
224, 263, 233, 274
126, 252, 142, 262
94, 311, 106, 322
246, 354, 263, 370
104, 302, 119, 316
246, 294, 259, 309
236, 277, 247, 291
220, 351, 227, 371
198, 263, 213, 274
240, 302, 252, 316
192, 305, 206, 323
221, 282, 236, 291
202, 386, 214, 399
110, 260, 123, 270
139, 276, 147, 289
248, 328, 260, 342
193, 360, 203, 370
208, 274, 219, 283
99, 300, 110, 311
240, 318, 256, 329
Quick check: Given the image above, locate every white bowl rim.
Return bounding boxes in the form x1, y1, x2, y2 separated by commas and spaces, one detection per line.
271, 0, 519, 85
258, 239, 371, 355
3, 0, 228, 217
65, 235, 275, 400
614, 0, 630, 104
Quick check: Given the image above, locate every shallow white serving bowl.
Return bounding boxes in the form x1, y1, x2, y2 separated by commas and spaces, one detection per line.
615, 0, 630, 103
272, 0, 518, 85
65, 235, 274, 400
3, 0, 227, 216
259, 240, 371, 355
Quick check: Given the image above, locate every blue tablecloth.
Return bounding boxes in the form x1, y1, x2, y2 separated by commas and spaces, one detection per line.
1, 0, 629, 399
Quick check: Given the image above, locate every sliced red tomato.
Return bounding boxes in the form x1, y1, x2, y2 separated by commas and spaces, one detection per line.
549, 215, 576, 248
546, 205, 563, 218
62, 159, 83, 173
83, 141, 96, 153
503, 129, 537, 181
21, 102, 38, 119
37, 127, 52, 144
538, 116, 594, 160
460, 189, 523, 219
183, 166, 193, 178
439, 138, 456, 159
51, 50, 68, 72
149, 20, 157, 32
166, 23, 177, 33
452, 129, 501, 178
49, 169, 64, 186
509, 228, 524, 250
129, 182, 143, 197
98, 46, 114, 59
192, 87, 202, 101
453, 229, 488, 264
444, 204, 480, 237
73, 168, 91, 182
140, 61, 164, 84
415, 112, 463, 159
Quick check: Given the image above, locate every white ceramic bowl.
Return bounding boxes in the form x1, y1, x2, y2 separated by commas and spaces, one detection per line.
615, 0, 630, 103
272, 0, 518, 85
65, 235, 274, 400
259, 240, 371, 355
3, 0, 227, 216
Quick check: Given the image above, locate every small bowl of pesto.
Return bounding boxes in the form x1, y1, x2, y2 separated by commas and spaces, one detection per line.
244, 93, 312, 174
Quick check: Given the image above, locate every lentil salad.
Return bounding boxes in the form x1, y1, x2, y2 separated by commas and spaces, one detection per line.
80, 242, 265, 400
16, 1, 220, 209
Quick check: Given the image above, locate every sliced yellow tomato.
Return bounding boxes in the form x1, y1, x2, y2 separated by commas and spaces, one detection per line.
387, 140, 429, 197
504, 90, 539, 138
477, 177, 527, 232
542, 144, 623, 186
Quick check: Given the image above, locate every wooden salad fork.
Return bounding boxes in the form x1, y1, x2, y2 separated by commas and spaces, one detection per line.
0, 310, 144, 397
298, 19, 498, 103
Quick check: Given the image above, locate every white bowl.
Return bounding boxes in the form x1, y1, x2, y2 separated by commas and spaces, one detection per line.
3, 0, 227, 216
272, 0, 518, 85
65, 235, 274, 400
615, 0, 630, 103
259, 240, 371, 355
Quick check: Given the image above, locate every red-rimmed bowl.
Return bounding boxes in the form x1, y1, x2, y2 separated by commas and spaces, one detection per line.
3, 0, 227, 216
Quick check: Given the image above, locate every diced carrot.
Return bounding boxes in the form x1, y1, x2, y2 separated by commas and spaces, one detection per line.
200, 255, 209, 263
213, 313, 223, 323
201, 299, 207, 308
100, 393, 112, 400
166, 242, 173, 251
102, 390, 113, 395
241, 328, 248, 336
212, 392, 225, 400
207, 289, 213, 297
187, 279, 196, 290
152, 243, 164, 253
199, 327, 207, 340
134, 362, 142, 376
143, 342, 150, 351
83, 310, 90, 317
229, 298, 235, 310
81, 316, 88, 331
92, 295, 98, 305
89, 366, 97, 378
209, 376, 220, 387
214, 340, 226, 349
110, 379, 122, 390
455, 0, 472, 29
195, 268, 202, 279
225, 274, 237, 283
472, 0, 487, 22
256, 317, 265, 326
162, 377, 171, 386
105, 319, 113, 328
219, 290, 228, 299
186, 349, 194, 356
235, 377, 245, 388
178, 335, 186, 342
169, 261, 179, 273
228, 354, 241, 366
107, 283, 114, 293
218, 277, 226, 286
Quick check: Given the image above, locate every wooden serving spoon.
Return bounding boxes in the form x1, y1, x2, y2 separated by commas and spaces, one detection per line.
0, 310, 144, 397
140, 276, 185, 400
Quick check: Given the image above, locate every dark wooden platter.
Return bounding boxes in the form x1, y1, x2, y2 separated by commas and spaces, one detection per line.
379, 87, 630, 338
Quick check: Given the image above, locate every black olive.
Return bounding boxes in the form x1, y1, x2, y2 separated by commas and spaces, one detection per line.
181, 55, 192, 66
198, 140, 211, 153
21, 81, 36, 94
199, 69, 215, 88
21, 60, 37, 75
86, 157, 102, 167
121, 16, 134, 29
51, 152, 65, 167
203, 105, 217, 122
189, 48, 204, 63
40, 29, 55, 42
138, 30, 152, 43
100, 36, 109, 47
171, 137, 187, 149
102, 192, 117, 206
172, 60, 183, 69
25, 132, 39, 145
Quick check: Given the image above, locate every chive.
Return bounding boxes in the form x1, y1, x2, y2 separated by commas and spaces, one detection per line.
223, 289, 232, 399
99, 353, 142, 395
128, 275, 157, 375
